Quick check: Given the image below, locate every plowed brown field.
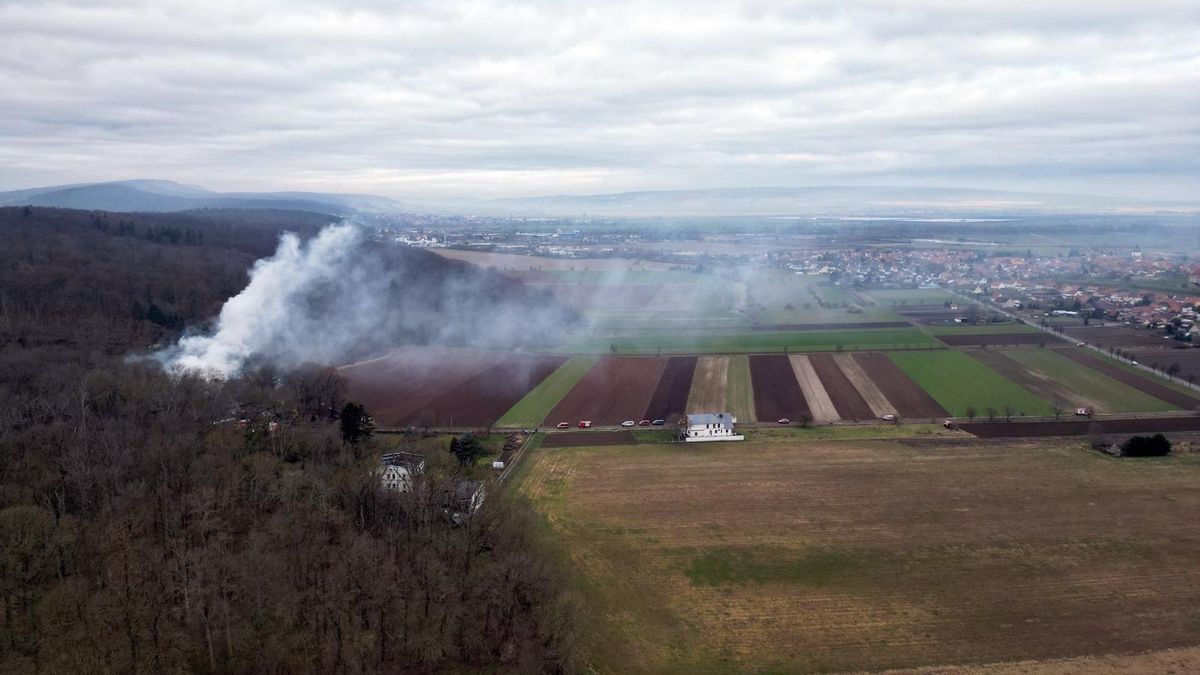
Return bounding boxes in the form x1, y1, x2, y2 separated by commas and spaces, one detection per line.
644, 356, 697, 421
544, 357, 668, 425
749, 354, 809, 421
809, 353, 876, 420
853, 352, 948, 418
937, 333, 1066, 346
339, 347, 563, 427
834, 353, 897, 417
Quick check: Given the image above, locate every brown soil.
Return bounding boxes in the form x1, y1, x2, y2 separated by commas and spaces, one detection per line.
749, 354, 810, 422
1063, 324, 1192, 350
853, 352, 949, 418
834, 353, 898, 417
1057, 350, 1200, 409
809, 353, 876, 420
644, 356, 698, 421
544, 356, 668, 425
406, 355, 567, 427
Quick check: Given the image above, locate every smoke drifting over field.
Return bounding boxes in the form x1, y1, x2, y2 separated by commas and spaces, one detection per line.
157, 223, 578, 377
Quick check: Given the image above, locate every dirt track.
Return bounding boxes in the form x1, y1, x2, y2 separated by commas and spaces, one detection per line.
834, 353, 897, 417
970, 349, 1104, 413
687, 355, 728, 413
644, 356, 697, 421
544, 356, 668, 425
541, 430, 639, 447
751, 321, 911, 331
853, 352, 948, 418
788, 355, 839, 422
810, 353, 876, 420
962, 415, 1200, 437
937, 333, 1066, 346
749, 354, 810, 421
1057, 350, 1200, 409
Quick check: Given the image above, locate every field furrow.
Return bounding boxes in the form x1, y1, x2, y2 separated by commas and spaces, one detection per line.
789, 355, 839, 422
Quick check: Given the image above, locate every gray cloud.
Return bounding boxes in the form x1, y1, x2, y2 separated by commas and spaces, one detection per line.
1, 0, 1197, 200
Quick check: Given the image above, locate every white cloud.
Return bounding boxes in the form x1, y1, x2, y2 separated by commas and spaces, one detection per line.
0, 0, 1197, 199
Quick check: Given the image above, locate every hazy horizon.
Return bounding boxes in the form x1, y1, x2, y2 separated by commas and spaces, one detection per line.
3, 1, 1197, 201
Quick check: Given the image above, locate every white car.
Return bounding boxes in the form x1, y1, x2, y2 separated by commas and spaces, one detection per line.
620, 420, 635, 427
881, 414, 897, 421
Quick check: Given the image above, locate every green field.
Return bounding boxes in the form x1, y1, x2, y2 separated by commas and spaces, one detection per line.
563, 328, 940, 355
725, 354, 755, 422
923, 322, 1038, 335
1002, 348, 1178, 413
867, 288, 957, 305
496, 356, 598, 427
750, 305, 903, 324
889, 350, 1054, 417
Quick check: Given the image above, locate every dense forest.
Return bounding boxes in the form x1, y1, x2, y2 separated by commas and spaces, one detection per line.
0, 207, 576, 672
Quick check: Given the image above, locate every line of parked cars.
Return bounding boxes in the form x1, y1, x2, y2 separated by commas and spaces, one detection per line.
555, 419, 665, 429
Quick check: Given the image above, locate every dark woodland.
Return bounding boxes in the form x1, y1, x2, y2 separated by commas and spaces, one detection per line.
0, 207, 577, 673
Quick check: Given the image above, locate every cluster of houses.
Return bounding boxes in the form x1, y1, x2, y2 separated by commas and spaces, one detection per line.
377, 451, 485, 524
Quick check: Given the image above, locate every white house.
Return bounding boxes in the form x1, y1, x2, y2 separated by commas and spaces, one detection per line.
378, 452, 425, 492
680, 413, 744, 443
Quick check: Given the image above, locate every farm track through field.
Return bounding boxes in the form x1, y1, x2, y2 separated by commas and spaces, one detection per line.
1056, 349, 1200, 409
810, 353, 876, 420
961, 415, 1200, 437
853, 352, 948, 418
788, 355, 839, 422
969, 349, 1106, 413
643, 356, 697, 421
749, 354, 809, 422
751, 321, 911, 331
834, 353, 897, 417
937, 333, 1068, 346
687, 355, 728, 413
543, 357, 668, 425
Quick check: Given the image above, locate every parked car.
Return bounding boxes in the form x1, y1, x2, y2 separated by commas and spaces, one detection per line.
556, 421, 570, 429
620, 420, 635, 427
881, 414, 897, 421
1074, 407, 1092, 417
651, 419, 666, 426
638, 419, 651, 426
777, 417, 790, 424
578, 420, 592, 428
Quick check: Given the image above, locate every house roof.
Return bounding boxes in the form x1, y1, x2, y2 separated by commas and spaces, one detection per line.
687, 413, 735, 427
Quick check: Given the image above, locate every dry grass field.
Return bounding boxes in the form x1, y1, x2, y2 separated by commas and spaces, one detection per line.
518, 438, 1200, 673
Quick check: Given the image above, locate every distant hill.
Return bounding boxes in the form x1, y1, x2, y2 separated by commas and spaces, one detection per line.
471, 186, 1200, 217
0, 180, 413, 215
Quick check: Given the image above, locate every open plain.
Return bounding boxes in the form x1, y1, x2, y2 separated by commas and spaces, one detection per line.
519, 438, 1200, 673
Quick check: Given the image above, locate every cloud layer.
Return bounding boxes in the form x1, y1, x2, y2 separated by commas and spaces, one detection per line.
2, 1, 1198, 200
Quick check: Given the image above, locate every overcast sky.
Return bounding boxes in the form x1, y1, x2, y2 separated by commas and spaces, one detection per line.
1, 0, 1198, 200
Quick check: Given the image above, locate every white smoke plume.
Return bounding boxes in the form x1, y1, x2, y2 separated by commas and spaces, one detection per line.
156, 222, 576, 378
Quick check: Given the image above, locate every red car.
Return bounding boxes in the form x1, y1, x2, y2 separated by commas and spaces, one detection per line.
578, 420, 592, 428
638, 419, 651, 426
556, 421, 570, 429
